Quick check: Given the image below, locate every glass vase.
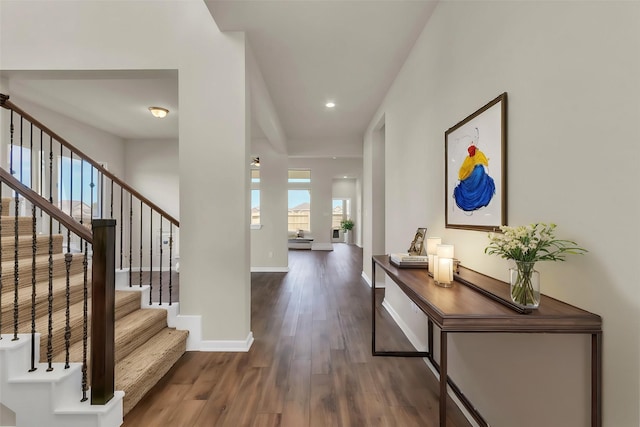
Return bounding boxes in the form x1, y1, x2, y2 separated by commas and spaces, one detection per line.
509, 261, 540, 309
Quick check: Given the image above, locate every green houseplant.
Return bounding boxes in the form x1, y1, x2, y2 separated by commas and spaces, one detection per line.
340, 218, 354, 232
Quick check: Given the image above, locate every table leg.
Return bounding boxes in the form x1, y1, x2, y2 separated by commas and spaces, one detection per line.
428, 319, 433, 358
440, 330, 448, 427
371, 258, 376, 354
592, 332, 602, 427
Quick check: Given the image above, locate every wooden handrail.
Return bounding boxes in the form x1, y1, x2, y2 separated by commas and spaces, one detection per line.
0, 94, 179, 227
0, 167, 93, 242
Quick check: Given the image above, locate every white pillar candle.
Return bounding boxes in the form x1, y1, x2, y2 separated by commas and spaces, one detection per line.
436, 244, 454, 259
427, 237, 441, 274
437, 257, 453, 286
432, 255, 439, 280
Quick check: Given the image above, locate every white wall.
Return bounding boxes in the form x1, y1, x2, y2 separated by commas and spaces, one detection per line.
250, 138, 288, 271
0, 0, 252, 344
124, 138, 179, 269
1, 95, 126, 179
364, 1, 639, 426
288, 157, 362, 248
124, 138, 179, 219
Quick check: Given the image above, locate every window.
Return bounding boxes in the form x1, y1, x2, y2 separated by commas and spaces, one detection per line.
8, 145, 32, 187
288, 170, 311, 232
251, 169, 260, 225
332, 199, 351, 228
58, 156, 100, 223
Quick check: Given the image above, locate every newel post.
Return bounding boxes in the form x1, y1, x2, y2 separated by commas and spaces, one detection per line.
91, 219, 116, 405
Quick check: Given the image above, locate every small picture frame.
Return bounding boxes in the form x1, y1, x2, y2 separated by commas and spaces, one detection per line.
408, 228, 427, 255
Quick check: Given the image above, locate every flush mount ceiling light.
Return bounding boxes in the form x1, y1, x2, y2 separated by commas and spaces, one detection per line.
325, 102, 336, 108
251, 157, 260, 167
148, 106, 169, 118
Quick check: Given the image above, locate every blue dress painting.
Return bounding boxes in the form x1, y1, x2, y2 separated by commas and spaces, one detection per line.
453, 144, 495, 212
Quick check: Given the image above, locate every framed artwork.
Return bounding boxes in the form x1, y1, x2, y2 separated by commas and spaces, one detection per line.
445, 93, 507, 231
408, 227, 427, 255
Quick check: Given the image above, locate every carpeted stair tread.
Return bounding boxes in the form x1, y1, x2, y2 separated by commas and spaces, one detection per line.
114, 290, 142, 320
1, 234, 63, 262
1, 198, 13, 214
13, 291, 140, 361
0, 252, 85, 290
116, 328, 188, 415
0, 272, 86, 328
55, 307, 168, 365
0, 216, 33, 237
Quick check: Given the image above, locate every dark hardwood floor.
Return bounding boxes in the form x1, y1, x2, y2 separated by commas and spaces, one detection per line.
122, 244, 471, 427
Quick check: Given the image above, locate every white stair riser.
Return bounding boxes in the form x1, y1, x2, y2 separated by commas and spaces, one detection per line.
0, 334, 123, 427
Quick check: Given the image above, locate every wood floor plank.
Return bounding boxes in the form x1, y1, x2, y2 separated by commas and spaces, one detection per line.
123, 244, 472, 427
280, 358, 310, 427
309, 373, 339, 427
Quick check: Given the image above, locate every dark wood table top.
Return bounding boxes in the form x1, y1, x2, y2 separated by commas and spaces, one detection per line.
373, 255, 602, 333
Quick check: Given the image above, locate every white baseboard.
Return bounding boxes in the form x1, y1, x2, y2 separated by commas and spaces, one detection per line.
361, 271, 372, 287
251, 267, 290, 273
200, 331, 254, 352
311, 242, 333, 251
173, 314, 202, 351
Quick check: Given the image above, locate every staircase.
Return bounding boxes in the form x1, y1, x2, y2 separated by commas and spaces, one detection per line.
0, 196, 188, 425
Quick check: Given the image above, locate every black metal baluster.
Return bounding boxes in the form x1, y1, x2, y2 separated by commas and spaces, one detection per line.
13, 184, 20, 341
90, 165, 95, 221
64, 252, 72, 369
159, 218, 163, 306
169, 223, 173, 306
100, 168, 104, 219
139, 199, 143, 288
81, 240, 88, 402
68, 154, 73, 252
9, 110, 14, 175
40, 130, 43, 202
46, 138, 55, 365
19, 116, 23, 183
129, 193, 132, 287
30, 123, 33, 188
46, 214, 53, 371
80, 159, 84, 225
110, 179, 114, 218
58, 144, 63, 233
120, 186, 123, 269
49, 136, 53, 204
149, 209, 153, 305
29, 205, 37, 371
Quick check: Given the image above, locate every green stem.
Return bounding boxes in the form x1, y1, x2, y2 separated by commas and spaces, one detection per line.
511, 262, 538, 306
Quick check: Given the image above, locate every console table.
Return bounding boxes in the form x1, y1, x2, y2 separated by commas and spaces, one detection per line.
371, 255, 602, 427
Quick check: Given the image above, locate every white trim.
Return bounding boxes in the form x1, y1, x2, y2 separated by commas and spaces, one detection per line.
251, 266, 289, 273
361, 271, 372, 287
311, 242, 333, 251
380, 300, 481, 427
174, 314, 202, 351
250, 224, 263, 230
117, 266, 179, 273
200, 331, 254, 352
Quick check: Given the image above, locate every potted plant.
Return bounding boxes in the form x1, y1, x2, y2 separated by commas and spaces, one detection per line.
340, 218, 354, 244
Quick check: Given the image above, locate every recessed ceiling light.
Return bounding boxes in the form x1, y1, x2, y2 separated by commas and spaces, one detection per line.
149, 106, 169, 118
332, 157, 337, 160
343, 176, 348, 179
325, 102, 335, 108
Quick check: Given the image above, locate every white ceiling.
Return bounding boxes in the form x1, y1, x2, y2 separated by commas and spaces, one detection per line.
1, 1, 437, 158
206, 0, 437, 156
1, 70, 179, 140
